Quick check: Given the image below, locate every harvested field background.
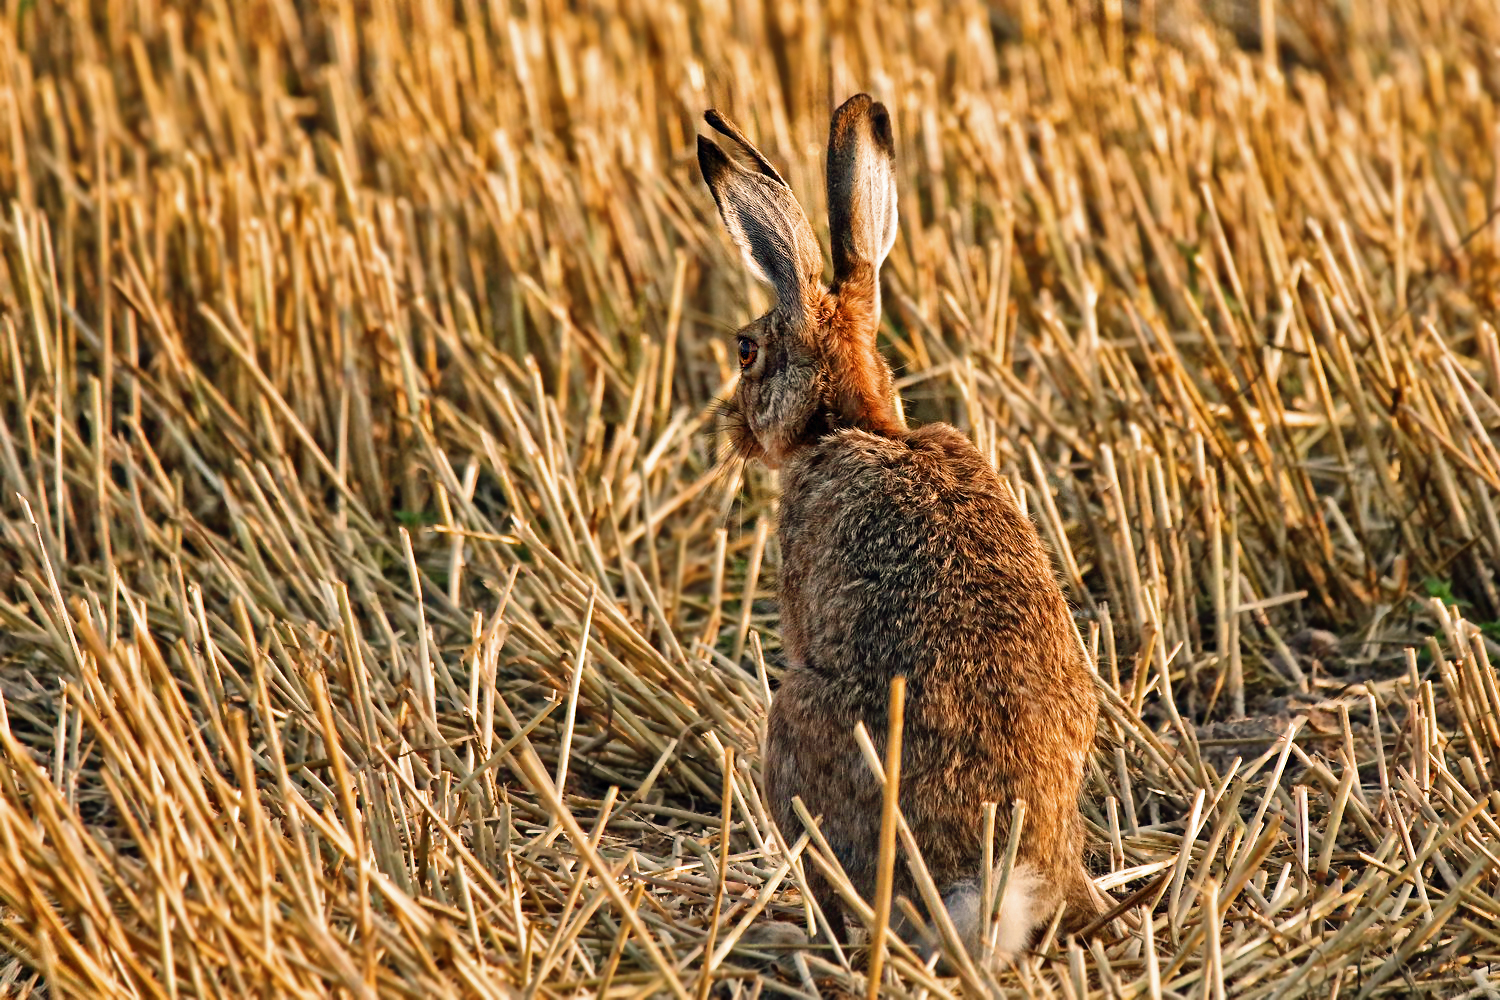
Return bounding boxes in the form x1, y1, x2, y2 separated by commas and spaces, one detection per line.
3, 0, 1500, 996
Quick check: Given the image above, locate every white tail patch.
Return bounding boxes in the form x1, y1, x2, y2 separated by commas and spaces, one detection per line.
929, 865, 1046, 962
988, 865, 1045, 958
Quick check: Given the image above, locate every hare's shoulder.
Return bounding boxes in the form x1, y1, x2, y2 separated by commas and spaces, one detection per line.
785, 422, 1003, 498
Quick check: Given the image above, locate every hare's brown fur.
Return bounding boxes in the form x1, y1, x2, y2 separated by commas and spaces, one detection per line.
699, 94, 1103, 958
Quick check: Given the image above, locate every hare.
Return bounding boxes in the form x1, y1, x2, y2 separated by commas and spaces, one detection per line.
697, 94, 1106, 961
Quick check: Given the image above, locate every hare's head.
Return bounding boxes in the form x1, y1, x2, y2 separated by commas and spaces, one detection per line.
698, 94, 905, 468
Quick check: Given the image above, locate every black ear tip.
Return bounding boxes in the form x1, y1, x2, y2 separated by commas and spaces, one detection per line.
831, 94, 892, 151
836, 93, 874, 116
704, 108, 740, 142
696, 134, 738, 190
697, 134, 729, 183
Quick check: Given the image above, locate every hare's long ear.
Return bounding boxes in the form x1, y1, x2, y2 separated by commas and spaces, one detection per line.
826, 94, 898, 290
698, 113, 824, 315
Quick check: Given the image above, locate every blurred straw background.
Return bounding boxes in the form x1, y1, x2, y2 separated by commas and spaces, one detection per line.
2, 0, 1500, 995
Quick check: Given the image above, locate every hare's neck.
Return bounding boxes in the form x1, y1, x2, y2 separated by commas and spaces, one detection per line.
791, 401, 905, 453
822, 375, 906, 440
819, 286, 907, 440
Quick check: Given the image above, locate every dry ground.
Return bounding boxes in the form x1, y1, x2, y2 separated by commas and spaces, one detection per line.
2, 0, 1500, 996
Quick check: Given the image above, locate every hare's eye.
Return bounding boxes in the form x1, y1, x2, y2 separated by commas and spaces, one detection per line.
737, 337, 758, 369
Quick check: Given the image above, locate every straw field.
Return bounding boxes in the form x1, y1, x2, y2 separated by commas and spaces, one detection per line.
2, 0, 1500, 996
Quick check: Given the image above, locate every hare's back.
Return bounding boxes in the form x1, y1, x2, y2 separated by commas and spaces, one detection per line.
773, 421, 1096, 875
776, 422, 1088, 703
